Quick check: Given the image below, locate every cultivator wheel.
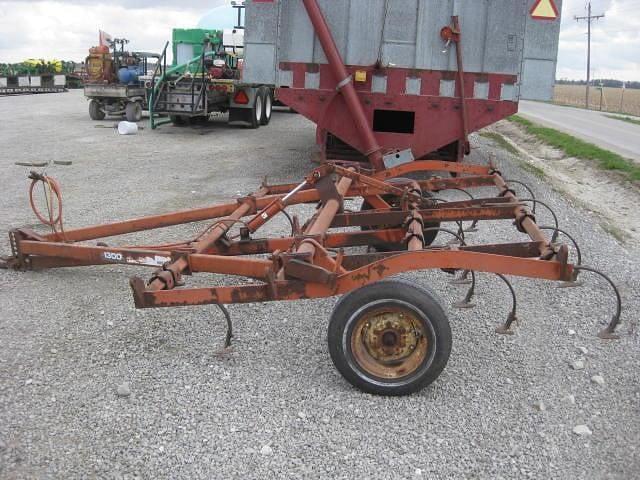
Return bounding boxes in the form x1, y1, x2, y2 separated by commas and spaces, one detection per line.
328, 279, 452, 396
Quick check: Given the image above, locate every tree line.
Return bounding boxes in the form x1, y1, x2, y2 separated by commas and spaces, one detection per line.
0, 60, 81, 76
557, 78, 640, 89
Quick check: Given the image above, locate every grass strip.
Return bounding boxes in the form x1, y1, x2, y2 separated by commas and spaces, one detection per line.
605, 115, 640, 126
509, 115, 640, 182
478, 132, 519, 156
479, 132, 545, 178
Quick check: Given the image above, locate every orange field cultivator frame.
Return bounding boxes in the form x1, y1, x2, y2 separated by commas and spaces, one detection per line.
0, 0, 622, 395
2, 160, 622, 395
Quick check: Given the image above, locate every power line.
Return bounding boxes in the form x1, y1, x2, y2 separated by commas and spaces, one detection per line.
575, 1, 605, 108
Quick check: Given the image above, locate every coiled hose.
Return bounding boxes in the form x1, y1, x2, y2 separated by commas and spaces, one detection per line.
28, 171, 67, 241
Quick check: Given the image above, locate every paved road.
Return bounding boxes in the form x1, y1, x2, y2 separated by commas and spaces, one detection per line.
518, 100, 640, 162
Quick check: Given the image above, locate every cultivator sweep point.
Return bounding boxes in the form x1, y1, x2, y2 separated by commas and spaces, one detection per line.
3, 160, 622, 395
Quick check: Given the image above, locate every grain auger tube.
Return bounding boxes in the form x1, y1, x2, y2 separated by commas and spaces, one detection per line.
2, 160, 623, 395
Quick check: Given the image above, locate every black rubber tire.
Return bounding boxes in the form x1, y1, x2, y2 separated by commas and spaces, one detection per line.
328, 279, 452, 396
89, 100, 105, 120
125, 101, 142, 122
247, 92, 262, 129
170, 115, 189, 126
361, 178, 440, 251
259, 87, 273, 126
229, 96, 261, 129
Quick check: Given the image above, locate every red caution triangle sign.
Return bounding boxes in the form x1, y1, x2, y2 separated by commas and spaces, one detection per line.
530, 0, 559, 20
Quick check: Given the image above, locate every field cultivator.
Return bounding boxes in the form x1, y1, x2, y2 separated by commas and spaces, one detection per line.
1, 1, 620, 396
1, 160, 622, 396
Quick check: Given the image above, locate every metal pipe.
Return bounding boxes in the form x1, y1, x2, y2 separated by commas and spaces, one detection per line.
301, 0, 385, 171
492, 175, 550, 249
147, 187, 268, 291
282, 180, 308, 203
303, 176, 353, 240
406, 180, 424, 252
452, 16, 469, 160
44, 188, 316, 243
285, 174, 354, 275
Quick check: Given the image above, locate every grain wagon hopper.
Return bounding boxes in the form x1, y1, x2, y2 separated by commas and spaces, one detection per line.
244, 0, 565, 165
1, 0, 622, 396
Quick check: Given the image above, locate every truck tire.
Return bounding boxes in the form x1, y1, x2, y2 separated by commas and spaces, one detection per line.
89, 100, 105, 121
259, 87, 273, 126
125, 102, 142, 122
248, 92, 263, 129
328, 279, 452, 396
229, 93, 261, 129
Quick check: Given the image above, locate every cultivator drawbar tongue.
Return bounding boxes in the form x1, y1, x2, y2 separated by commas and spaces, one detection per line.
2, 160, 622, 395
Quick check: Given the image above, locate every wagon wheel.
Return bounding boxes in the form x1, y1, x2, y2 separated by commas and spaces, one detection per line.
360, 178, 440, 251
89, 100, 105, 121
328, 279, 452, 396
125, 101, 143, 122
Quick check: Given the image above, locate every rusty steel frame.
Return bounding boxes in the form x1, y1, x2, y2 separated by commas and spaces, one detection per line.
4, 163, 568, 299
0, 1, 623, 403
1, 0, 621, 341
2, 157, 623, 341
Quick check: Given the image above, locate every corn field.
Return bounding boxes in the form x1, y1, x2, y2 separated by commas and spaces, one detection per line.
553, 84, 640, 117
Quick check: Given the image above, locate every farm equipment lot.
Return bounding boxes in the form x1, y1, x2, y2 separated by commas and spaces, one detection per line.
1, 91, 639, 479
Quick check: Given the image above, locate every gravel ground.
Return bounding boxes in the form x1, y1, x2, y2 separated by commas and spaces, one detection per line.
0, 90, 639, 479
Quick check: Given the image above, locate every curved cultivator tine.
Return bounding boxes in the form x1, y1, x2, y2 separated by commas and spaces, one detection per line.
572, 266, 623, 340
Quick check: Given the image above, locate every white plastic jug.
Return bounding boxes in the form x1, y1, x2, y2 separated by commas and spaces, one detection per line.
117, 121, 139, 135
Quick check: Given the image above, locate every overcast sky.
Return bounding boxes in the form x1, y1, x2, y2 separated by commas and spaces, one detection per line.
0, 0, 638, 80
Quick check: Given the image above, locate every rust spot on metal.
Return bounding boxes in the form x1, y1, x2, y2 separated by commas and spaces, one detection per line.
351, 272, 371, 283
373, 263, 389, 278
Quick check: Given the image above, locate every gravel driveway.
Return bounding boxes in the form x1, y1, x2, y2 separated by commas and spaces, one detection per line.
1, 91, 638, 479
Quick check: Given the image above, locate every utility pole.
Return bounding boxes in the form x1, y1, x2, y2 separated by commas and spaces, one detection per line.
575, 2, 605, 109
